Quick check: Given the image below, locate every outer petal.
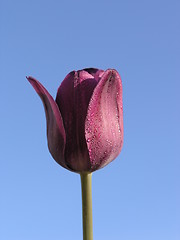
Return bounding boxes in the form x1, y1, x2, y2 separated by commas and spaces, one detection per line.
55, 71, 98, 172
85, 69, 123, 171
27, 76, 67, 169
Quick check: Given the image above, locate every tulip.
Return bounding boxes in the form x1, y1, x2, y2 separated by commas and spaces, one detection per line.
27, 68, 123, 240
27, 68, 123, 172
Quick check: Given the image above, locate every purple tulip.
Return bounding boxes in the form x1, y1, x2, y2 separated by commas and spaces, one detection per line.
27, 68, 123, 173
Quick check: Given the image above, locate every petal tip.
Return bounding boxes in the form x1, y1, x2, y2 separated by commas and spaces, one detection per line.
26, 76, 36, 83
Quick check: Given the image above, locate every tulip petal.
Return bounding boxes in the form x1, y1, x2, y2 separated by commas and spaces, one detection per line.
85, 69, 123, 171
27, 76, 67, 169
56, 71, 98, 172
83, 68, 104, 81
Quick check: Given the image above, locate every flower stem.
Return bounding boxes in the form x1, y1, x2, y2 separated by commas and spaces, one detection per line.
80, 173, 93, 240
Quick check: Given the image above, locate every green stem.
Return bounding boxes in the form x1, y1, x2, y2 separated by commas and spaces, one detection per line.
80, 173, 93, 240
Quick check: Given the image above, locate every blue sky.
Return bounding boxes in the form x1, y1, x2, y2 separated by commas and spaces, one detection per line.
0, 0, 179, 239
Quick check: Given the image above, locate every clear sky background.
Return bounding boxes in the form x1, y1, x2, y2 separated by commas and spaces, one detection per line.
0, 0, 179, 240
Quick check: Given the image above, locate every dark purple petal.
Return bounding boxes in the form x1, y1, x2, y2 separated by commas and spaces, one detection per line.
55, 71, 98, 172
27, 76, 67, 169
83, 68, 104, 81
85, 69, 123, 171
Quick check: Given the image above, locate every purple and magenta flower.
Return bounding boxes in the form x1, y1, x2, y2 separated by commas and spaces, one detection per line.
27, 68, 123, 173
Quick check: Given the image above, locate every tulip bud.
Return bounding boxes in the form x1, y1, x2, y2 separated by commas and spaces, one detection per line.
27, 68, 123, 173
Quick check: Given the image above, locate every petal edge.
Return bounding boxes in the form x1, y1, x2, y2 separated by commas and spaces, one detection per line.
27, 76, 67, 169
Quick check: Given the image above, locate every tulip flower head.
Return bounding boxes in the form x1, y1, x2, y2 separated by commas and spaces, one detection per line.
27, 68, 123, 173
